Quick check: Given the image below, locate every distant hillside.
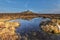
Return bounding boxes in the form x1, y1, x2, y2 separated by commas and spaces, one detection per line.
0, 10, 60, 20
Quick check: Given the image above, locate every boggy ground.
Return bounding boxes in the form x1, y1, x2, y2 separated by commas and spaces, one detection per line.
0, 21, 20, 40
19, 18, 60, 40
0, 15, 60, 40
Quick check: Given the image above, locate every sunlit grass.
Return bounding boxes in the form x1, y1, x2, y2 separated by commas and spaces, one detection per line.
0, 21, 20, 40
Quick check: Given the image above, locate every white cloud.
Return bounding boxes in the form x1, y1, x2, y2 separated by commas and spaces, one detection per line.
51, 5, 60, 13
5, 0, 16, 3
47, 1, 60, 13
39, 2, 60, 13
24, 0, 29, 10
25, 2, 28, 9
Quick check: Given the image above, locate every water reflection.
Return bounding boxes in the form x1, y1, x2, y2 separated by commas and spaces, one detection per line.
9, 17, 51, 35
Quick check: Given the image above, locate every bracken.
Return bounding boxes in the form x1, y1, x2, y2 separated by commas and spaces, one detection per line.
41, 19, 60, 34
0, 21, 20, 40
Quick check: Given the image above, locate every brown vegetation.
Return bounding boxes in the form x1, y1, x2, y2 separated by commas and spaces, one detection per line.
41, 19, 60, 34
0, 21, 20, 40
0, 11, 60, 20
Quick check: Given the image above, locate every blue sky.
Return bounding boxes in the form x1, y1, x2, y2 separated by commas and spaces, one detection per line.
0, 0, 60, 13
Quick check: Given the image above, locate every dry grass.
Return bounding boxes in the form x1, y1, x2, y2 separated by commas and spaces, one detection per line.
0, 21, 20, 40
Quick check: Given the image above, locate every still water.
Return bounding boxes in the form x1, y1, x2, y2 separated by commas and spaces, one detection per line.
9, 17, 51, 35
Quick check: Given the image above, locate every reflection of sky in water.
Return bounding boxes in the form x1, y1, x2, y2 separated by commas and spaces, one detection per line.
9, 17, 51, 35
